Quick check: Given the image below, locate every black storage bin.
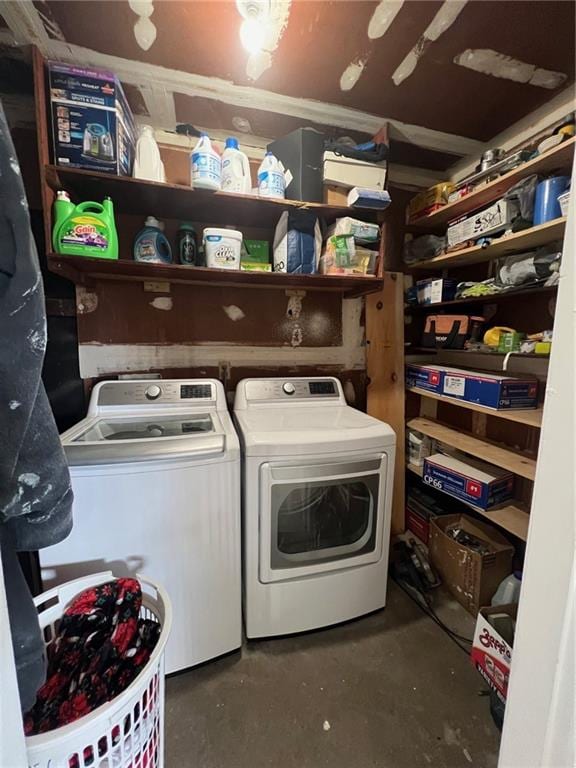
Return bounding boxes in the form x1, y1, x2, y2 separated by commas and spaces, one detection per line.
267, 128, 325, 203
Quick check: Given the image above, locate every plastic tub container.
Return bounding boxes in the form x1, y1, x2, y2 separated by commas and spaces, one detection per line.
26, 571, 172, 768
203, 228, 242, 269
533, 176, 570, 224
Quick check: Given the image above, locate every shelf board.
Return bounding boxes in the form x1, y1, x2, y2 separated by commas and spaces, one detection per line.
45, 165, 379, 228
408, 137, 575, 230
406, 387, 543, 427
407, 416, 537, 480
407, 347, 550, 360
406, 463, 530, 541
406, 283, 557, 312
47, 253, 383, 297
410, 218, 566, 270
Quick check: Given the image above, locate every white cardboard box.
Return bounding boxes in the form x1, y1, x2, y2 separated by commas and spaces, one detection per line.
447, 198, 519, 247
323, 151, 387, 190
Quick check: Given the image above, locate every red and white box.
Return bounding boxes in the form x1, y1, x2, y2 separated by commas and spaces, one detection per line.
471, 605, 517, 702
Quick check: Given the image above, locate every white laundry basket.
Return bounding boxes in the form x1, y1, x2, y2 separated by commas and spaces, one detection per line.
25, 572, 172, 768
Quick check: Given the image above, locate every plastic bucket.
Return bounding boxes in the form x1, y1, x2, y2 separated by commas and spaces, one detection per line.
533, 176, 570, 224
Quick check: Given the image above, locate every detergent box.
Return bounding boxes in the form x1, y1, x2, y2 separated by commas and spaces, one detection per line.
423, 454, 514, 510
48, 61, 136, 175
471, 605, 517, 702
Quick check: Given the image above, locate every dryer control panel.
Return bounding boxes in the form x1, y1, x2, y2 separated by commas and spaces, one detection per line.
242, 378, 342, 403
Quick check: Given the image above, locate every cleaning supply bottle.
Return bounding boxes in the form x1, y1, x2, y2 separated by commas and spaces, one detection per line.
257, 152, 285, 199
52, 192, 118, 260
190, 133, 221, 191
221, 137, 251, 194
133, 125, 166, 182
133, 216, 172, 264
177, 222, 198, 265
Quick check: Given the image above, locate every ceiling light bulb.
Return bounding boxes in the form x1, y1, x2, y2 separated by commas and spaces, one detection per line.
240, 18, 266, 54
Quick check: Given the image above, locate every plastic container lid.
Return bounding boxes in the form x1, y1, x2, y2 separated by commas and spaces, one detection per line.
145, 216, 163, 229
225, 137, 239, 150
203, 227, 243, 241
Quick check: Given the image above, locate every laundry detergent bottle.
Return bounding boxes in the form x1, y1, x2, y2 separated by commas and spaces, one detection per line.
257, 152, 285, 199
191, 133, 221, 191
221, 137, 251, 194
133, 216, 172, 263
52, 192, 118, 259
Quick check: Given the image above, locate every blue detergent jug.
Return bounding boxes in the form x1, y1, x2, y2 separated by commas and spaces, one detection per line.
133, 216, 172, 263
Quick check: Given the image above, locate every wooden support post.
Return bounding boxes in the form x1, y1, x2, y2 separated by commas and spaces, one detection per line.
366, 272, 405, 535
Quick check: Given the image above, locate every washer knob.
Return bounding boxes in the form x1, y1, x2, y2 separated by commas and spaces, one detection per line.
145, 384, 162, 400
282, 382, 295, 395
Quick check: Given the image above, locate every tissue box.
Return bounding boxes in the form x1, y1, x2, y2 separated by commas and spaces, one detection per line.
48, 61, 136, 175
423, 454, 514, 510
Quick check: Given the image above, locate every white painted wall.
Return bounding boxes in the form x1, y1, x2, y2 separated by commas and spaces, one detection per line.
498, 155, 576, 767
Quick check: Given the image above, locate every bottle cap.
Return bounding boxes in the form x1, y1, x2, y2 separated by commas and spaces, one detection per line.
225, 137, 239, 150
145, 216, 162, 229
56, 190, 71, 201
179, 222, 196, 231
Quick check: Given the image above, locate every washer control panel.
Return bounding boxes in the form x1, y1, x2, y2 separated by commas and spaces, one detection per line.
244, 378, 340, 402
97, 380, 216, 406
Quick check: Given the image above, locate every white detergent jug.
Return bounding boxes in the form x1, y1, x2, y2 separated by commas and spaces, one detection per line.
133, 125, 166, 182
257, 151, 285, 199
191, 133, 221, 191
221, 137, 251, 194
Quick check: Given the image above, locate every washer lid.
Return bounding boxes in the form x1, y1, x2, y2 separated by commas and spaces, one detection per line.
63, 412, 226, 465
235, 406, 396, 457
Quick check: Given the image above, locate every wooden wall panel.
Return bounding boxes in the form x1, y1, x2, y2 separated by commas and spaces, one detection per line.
366, 273, 405, 534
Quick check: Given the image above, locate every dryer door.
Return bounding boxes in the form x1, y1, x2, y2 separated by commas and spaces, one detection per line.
259, 455, 387, 583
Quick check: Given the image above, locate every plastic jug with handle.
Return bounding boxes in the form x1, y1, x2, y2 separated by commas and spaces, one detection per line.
53, 193, 118, 259
191, 133, 221, 191
221, 137, 251, 194
257, 152, 285, 199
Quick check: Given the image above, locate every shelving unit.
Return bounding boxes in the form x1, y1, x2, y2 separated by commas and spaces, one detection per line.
406, 388, 543, 427
407, 417, 537, 480
406, 463, 530, 541
408, 137, 575, 229
410, 217, 566, 270
401, 132, 574, 546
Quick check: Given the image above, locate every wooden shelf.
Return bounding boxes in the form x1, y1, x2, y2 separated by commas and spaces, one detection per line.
406, 387, 543, 427
47, 253, 383, 297
406, 463, 530, 541
45, 165, 380, 228
408, 137, 575, 230
406, 283, 557, 312
410, 218, 566, 270
407, 417, 537, 480
407, 347, 550, 361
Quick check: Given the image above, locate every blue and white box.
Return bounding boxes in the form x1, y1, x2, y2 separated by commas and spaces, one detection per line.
48, 61, 136, 175
406, 364, 538, 410
423, 454, 514, 510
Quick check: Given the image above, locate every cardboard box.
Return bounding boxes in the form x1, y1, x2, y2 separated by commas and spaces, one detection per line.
447, 198, 519, 247
323, 151, 387, 191
406, 364, 538, 410
416, 278, 458, 305
406, 363, 444, 394
48, 61, 136, 175
423, 453, 514, 510
429, 514, 514, 614
268, 128, 325, 203
471, 604, 517, 702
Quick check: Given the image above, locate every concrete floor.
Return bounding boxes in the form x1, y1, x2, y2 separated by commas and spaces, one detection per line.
165, 582, 500, 768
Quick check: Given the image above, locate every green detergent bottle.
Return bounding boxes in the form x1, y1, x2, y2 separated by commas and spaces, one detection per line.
52, 191, 118, 259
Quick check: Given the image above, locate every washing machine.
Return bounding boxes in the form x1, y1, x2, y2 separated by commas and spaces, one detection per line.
233, 377, 396, 638
40, 379, 241, 674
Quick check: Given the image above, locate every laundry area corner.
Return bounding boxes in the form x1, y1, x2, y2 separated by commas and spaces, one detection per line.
0, 2, 574, 767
